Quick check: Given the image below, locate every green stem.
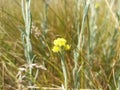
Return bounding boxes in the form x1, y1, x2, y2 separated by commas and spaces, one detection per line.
73, 50, 79, 89
117, 77, 120, 90
21, 0, 34, 90
60, 53, 67, 90
73, 0, 90, 89
42, 0, 48, 34
73, 0, 80, 88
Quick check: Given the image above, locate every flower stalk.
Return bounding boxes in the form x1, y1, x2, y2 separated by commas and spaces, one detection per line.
52, 38, 70, 90
60, 52, 67, 90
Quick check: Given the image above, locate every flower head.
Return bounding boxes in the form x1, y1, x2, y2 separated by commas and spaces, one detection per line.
53, 38, 66, 47
52, 46, 60, 53
65, 44, 71, 50
95, 3, 100, 9
52, 38, 70, 53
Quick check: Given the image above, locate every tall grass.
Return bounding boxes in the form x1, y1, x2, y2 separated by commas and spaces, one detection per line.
20, 0, 35, 89
0, 0, 120, 90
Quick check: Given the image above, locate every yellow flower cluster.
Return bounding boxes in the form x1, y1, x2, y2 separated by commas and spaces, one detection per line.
95, 3, 100, 9
52, 38, 70, 53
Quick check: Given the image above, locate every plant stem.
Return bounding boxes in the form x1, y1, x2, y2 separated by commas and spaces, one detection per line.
73, 0, 90, 89
41, 0, 48, 35
21, 0, 34, 90
60, 53, 67, 90
73, 0, 80, 88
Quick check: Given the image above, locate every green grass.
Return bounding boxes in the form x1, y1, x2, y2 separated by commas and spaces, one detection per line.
0, 0, 120, 90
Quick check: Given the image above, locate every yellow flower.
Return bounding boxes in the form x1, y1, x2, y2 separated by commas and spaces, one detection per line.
53, 38, 66, 47
95, 3, 100, 9
52, 46, 60, 52
65, 44, 71, 50
52, 38, 70, 53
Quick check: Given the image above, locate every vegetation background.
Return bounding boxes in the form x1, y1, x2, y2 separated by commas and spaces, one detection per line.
0, 0, 120, 90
